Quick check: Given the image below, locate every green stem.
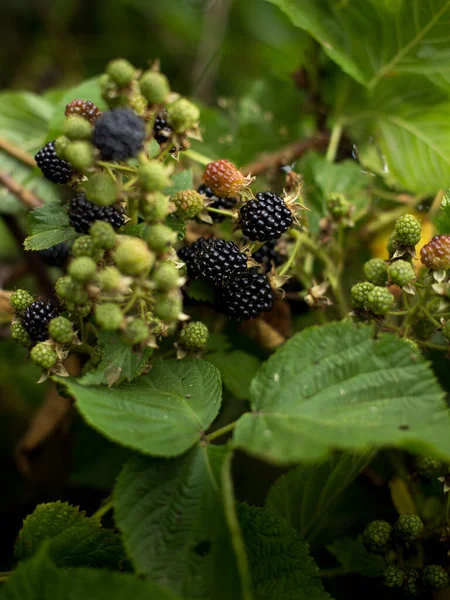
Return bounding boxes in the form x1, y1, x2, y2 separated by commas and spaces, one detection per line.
92, 498, 113, 520
127, 196, 139, 225
122, 288, 141, 314
206, 206, 234, 217
279, 230, 303, 276
326, 121, 344, 163
0, 574, 10, 583
183, 149, 214, 166
205, 421, 237, 442
97, 161, 137, 174
319, 567, 352, 578
418, 341, 447, 352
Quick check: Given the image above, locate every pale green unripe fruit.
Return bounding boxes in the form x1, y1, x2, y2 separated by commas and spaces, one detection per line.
113, 236, 155, 276
139, 71, 170, 104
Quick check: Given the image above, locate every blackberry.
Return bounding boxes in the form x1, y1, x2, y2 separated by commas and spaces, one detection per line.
30, 342, 58, 370
179, 321, 209, 351
202, 159, 246, 197
22, 300, 58, 342
251, 239, 284, 273
35, 141, 73, 184
351, 282, 375, 310
239, 192, 292, 241
65, 99, 102, 124
39, 242, 70, 267
403, 569, 420, 596
177, 237, 247, 286
69, 194, 124, 234
422, 565, 449, 591
394, 514, 423, 543
218, 268, 273, 320
420, 235, 450, 271
383, 566, 404, 589
363, 258, 388, 286
153, 114, 172, 145
363, 520, 392, 553
415, 455, 442, 478
197, 184, 236, 223
92, 107, 146, 161
394, 214, 421, 247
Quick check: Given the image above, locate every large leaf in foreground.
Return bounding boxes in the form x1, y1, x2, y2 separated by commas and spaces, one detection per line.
57, 359, 221, 457
234, 322, 450, 463
24, 201, 78, 251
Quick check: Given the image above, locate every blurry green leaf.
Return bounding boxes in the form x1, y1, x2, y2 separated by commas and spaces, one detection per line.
56, 359, 222, 457
165, 169, 194, 196
14, 502, 123, 569
165, 213, 186, 240
326, 537, 385, 577
207, 351, 261, 400
24, 202, 78, 251
433, 190, 450, 234
186, 280, 215, 303
234, 322, 450, 464
389, 476, 417, 514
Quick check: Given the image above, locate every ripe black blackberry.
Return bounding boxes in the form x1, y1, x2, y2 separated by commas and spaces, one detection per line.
250, 239, 284, 273
69, 194, 124, 234
197, 184, 236, 223
177, 237, 247, 286
92, 107, 146, 161
22, 300, 58, 342
217, 268, 273, 320
153, 114, 172, 145
239, 191, 292, 241
39, 242, 70, 267
35, 141, 73, 184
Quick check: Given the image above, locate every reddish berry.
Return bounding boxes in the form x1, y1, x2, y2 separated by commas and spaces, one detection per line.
202, 160, 246, 197
420, 235, 450, 271
65, 99, 102, 124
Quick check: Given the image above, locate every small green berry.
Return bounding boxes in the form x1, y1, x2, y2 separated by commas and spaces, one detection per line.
140, 192, 170, 221
100, 74, 121, 106
10, 289, 34, 314
139, 70, 170, 104
55, 275, 89, 304
383, 566, 404, 589
91, 345, 103, 366
145, 224, 177, 253
394, 214, 421, 247
386, 232, 399, 258
402, 569, 420, 596
30, 342, 58, 370
138, 161, 171, 192
154, 293, 182, 323
394, 514, 423, 543
363, 520, 392, 553
95, 303, 123, 331
97, 266, 122, 292
388, 260, 415, 287
83, 173, 119, 206
65, 141, 95, 171
415, 455, 442, 478
167, 98, 200, 133
72, 236, 104, 261
62, 115, 93, 140
66, 301, 92, 318
367, 286, 395, 315
179, 321, 209, 351
48, 316, 73, 344
351, 282, 374, 310
327, 193, 349, 218
90, 221, 116, 250
172, 189, 204, 219
113, 236, 155, 276
146, 313, 165, 337
152, 262, 180, 292
11, 322, 32, 348
68, 256, 97, 282
363, 258, 388, 286
106, 58, 135, 87
422, 564, 449, 591
55, 135, 70, 159
124, 317, 149, 345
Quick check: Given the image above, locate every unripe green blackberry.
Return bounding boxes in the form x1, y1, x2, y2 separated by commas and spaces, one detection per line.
68, 256, 97, 282
172, 189, 204, 219
90, 220, 116, 250
55, 135, 70, 160
146, 313, 165, 337
327, 193, 349, 218
55, 275, 89, 304
179, 321, 208, 351
48, 316, 73, 344
394, 514, 423, 543
383, 566, 404, 589
10, 289, 34, 314
388, 260, 415, 287
124, 317, 149, 344
83, 173, 119, 207
402, 569, 420, 596
113, 236, 154, 276
106, 58, 135, 87
66, 301, 92, 318
65, 141, 95, 172
367, 286, 395, 315
145, 224, 177, 253
140, 192, 170, 221
363, 520, 392, 553
11, 322, 32, 348
97, 266, 122, 292
415, 455, 442, 478
422, 565, 449, 591
152, 262, 180, 291
394, 214, 421, 247
154, 293, 182, 323
363, 258, 388, 286
139, 70, 170, 104
30, 342, 58, 369
138, 161, 171, 192
72, 236, 104, 261
95, 303, 123, 331
167, 98, 200, 133
442, 320, 450, 341
351, 282, 374, 310
386, 232, 399, 258
62, 115, 93, 140
100, 74, 121, 107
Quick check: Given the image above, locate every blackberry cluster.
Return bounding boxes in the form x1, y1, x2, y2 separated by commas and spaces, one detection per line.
69, 194, 124, 234
153, 114, 172, 145
35, 141, 73, 184
178, 238, 247, 286
39, 242, 70, 267
239, 192, 292, 241
92, 107, 146, 161
218, 268, 273, 320
251, 240, 284, 273
22, 300, 58, 342
197, 184, 236, 223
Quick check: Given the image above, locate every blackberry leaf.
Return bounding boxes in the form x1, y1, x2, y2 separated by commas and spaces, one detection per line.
24, 202, 78, 251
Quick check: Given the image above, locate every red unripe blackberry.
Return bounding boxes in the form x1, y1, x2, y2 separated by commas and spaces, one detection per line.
178, 237, 247, 287
239, 192, 292, 241
217, 268, 273, 320
68, 194, 124, 234
202, 160, 246, 197
35, 141, 73, 184
22, 300, 58, 342
197, 184, 236, 223
420, 235, 450, 271
65, 99, 102, 124
39, 242, 70, 267
92, 107, 146, 161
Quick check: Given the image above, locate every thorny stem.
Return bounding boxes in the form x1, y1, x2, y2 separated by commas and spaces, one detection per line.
92, 498, 113, 520
205, 421, 237, 442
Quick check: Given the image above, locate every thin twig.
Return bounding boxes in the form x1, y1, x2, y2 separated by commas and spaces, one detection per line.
0, 170, 42, 209
0, 137, 36, 168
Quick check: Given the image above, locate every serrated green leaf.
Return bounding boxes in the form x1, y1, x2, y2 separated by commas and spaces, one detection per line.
234, 322, 450, 464
207, 351, 261, 400
165, 169, 194, 196
326, 537, 385, 578
267, 0, 450, 88
24, 202, 78, 251
79, 331, 153, 387
14, 501, 123, 569
266, 453, 374, 548
114, 445, 227, 598
237, 504, 330, 600
56, 359, 222, 457
0, 551, 181, 600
